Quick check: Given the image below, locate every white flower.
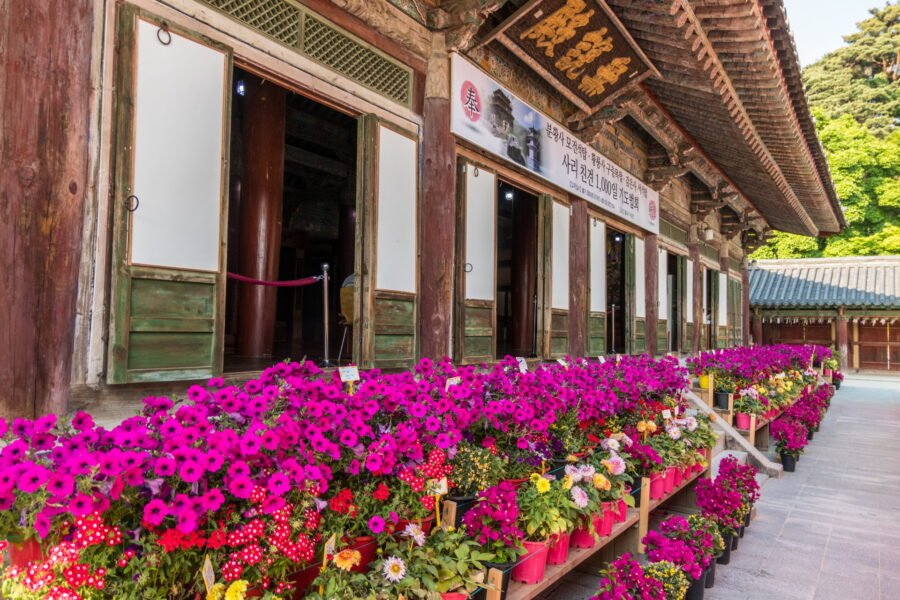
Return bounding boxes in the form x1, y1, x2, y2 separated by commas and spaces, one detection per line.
570, 485, 589, 509
578, 464, 596, 480
564, 464, 582, 482
382, 556, 407, 582
604, 438, 621, 452
401, 523, 426, 547
666, 426, 682, 440
620, 434, 634, 447
684, 417, 698, 432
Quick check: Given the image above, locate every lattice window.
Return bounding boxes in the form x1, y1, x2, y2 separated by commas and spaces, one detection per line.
660, 218, 688, 245
300, 12, 412, 107
203, 0, 301, 46
198, 0, 413, 108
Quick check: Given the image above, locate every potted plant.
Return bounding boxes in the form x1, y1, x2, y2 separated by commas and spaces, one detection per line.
644, 560, 690, 600
590, 553, 665, 599
450, 441, 505, 524
770, 417, 808, 472
713, 373, 736, 410
512, 474, 572, 584
642, 521, 705, 599
688, 515, 724, 589
695, 478, 743, 565
733, 389, 762, 430
460, 482, 525, 600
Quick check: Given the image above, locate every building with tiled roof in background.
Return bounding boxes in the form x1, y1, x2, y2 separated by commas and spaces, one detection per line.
750, 256, 900, 372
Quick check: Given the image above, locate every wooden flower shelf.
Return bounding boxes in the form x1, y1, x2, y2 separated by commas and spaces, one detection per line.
497, 467, 707, 600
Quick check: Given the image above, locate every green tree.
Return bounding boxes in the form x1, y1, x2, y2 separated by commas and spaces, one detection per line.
754, 3, 900, 258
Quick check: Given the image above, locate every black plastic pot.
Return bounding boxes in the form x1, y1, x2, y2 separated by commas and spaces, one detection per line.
714, 392, 730, 409
473, 561, 514, 600
813, 360, 822, 368
744, 513, 751, 528
835, 380, 841, 390
704, 560, 717, 589
686, 570, 706, 600
630, 482, 643, 508
814, 422, 820, 432
780, 452, 797, 472
717, 536, 733, 565
731, 533, 740, 551
739, 524, 746, 539
807, 429, 814, 441
449, 495, 476, 527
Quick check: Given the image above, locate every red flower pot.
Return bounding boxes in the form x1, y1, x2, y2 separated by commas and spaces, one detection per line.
649, 472, 665, 500
289, 564, 320, 599
616, 498, 628, 522
349, 536, 378, 573
570, 522, 595, 549
672, 468, 683, 488
823, 368, 832, 376
735, 413, 751, 430
503, 477, 529, 490
511, 540, 549, 584
7, 538, 43, 568
663, 469, 675, 494
601, 503, 615, 535
546, 531, 571, 565
441, 593, 469, 600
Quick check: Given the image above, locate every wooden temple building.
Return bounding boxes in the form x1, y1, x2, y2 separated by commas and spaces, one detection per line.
1, 0, 844, 418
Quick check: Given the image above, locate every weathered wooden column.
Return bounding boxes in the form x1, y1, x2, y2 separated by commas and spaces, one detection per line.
568, 197, 589, 357
836, 307, 849, 370
645, 233, 659, 355
0, 2, 94, 419
752, 307, 763, 345
688, 242, 702, 353
419, 34, 456, 360
741, 259, 751, 346
237, 76, 286, 357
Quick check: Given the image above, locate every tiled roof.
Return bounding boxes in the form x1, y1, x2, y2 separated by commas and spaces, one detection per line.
749, 257, 900, 309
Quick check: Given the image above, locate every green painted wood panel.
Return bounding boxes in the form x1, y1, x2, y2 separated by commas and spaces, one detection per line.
551, 310, 568, 358
372, 294, 416, 368
130, 279, 214, 318
127, 332, 214, 370
462, 301, 494, 364
634, 317, 646, 354
588, 311, 606, 356
656, 319, 668, 355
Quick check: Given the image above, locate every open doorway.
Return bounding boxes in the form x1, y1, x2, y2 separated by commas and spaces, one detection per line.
667, 253, 680, 352
224, 68, 358, 372
496, 181, 539, 358
705, 268, 716, 350
606, 228, 627, 354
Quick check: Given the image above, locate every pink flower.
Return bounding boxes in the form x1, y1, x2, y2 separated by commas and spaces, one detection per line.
267, 473, 291, 496
228, 476, 254, 499
143, 499, 169, 526
368, 515, 386, 534
68, 493, 94, 517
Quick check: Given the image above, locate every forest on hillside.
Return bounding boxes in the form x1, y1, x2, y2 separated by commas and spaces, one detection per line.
753, 3, 900, 259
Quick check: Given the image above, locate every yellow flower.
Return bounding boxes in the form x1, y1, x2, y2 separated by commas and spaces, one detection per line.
646, 421, 658, 433
529, 473, 542, 484
561, 474, 573, 490
593, 473, 611, 491
601, 460, 615, 475
784, 381, 793, 390
636, 421, 647, 433
535, 477, 551, 494
776, 387, 785, 395
333, 549, 362, 571
207, 583, 225, 600
224, 580, 248, 600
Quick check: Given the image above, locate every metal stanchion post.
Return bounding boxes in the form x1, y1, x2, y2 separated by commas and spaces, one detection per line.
321, 263, 334, 368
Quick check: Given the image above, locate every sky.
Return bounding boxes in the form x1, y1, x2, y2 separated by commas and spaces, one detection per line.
783, 0, 884, 66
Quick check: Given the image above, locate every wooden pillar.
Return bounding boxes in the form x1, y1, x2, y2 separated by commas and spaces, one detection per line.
741, 260, 751, 346
836, 307, 849, 370
237, 76, 286, 358
0, 2, 94, 419
645, 233, 659, 355
852, 320, 860, 369
689, 243, 702, 353
752, 308, 764, 345
419, 35, 456, 360
568, 197, 588, 357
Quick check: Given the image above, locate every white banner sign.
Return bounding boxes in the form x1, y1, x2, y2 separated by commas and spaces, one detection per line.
450, 53, 659, 234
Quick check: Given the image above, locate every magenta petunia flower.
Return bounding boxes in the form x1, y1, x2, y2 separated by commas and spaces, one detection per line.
18, 464, 51, 494
143, 499, 168, 526
68, 493, 94, 517
178, 460, 203, 483
267, 473, 291, 496
228, 475, 254, 499
368, 515, 386, 534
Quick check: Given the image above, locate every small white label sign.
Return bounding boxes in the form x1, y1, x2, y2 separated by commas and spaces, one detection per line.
339, 366, 360, 383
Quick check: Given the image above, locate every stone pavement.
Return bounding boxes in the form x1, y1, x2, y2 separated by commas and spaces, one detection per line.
545, 374, 900, 600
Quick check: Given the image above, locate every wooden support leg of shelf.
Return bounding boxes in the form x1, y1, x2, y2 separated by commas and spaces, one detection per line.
638, 476, 650, 554
726, 393, 734, 426
485, 567, 503, 600
442, 500, 457, 531
749, 415, 757, 446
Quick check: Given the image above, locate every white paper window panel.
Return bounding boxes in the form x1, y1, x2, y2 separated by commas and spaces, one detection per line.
702, 267, 709, 324
375, 126, 418, 293
718, 272, 729, 325
657, 249, 668, 312
551, 201, 570, 310
634, 237, 645, 318
464, 166, 496, 300
685, 258, 694, 323
130, 20, 226, 272
590, 219, 606, 312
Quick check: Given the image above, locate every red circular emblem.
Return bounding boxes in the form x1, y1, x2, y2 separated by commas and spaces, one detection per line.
648, 197, 658, 221
460, 81, 481, 123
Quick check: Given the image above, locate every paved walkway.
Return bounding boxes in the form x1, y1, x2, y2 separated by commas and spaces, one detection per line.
707, 373, 900, 600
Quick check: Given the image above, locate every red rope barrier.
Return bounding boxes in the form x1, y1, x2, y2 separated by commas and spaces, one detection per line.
226, 273, 323, 288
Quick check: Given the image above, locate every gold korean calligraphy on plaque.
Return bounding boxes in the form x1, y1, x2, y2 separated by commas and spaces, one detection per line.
519, 0, 595, 58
